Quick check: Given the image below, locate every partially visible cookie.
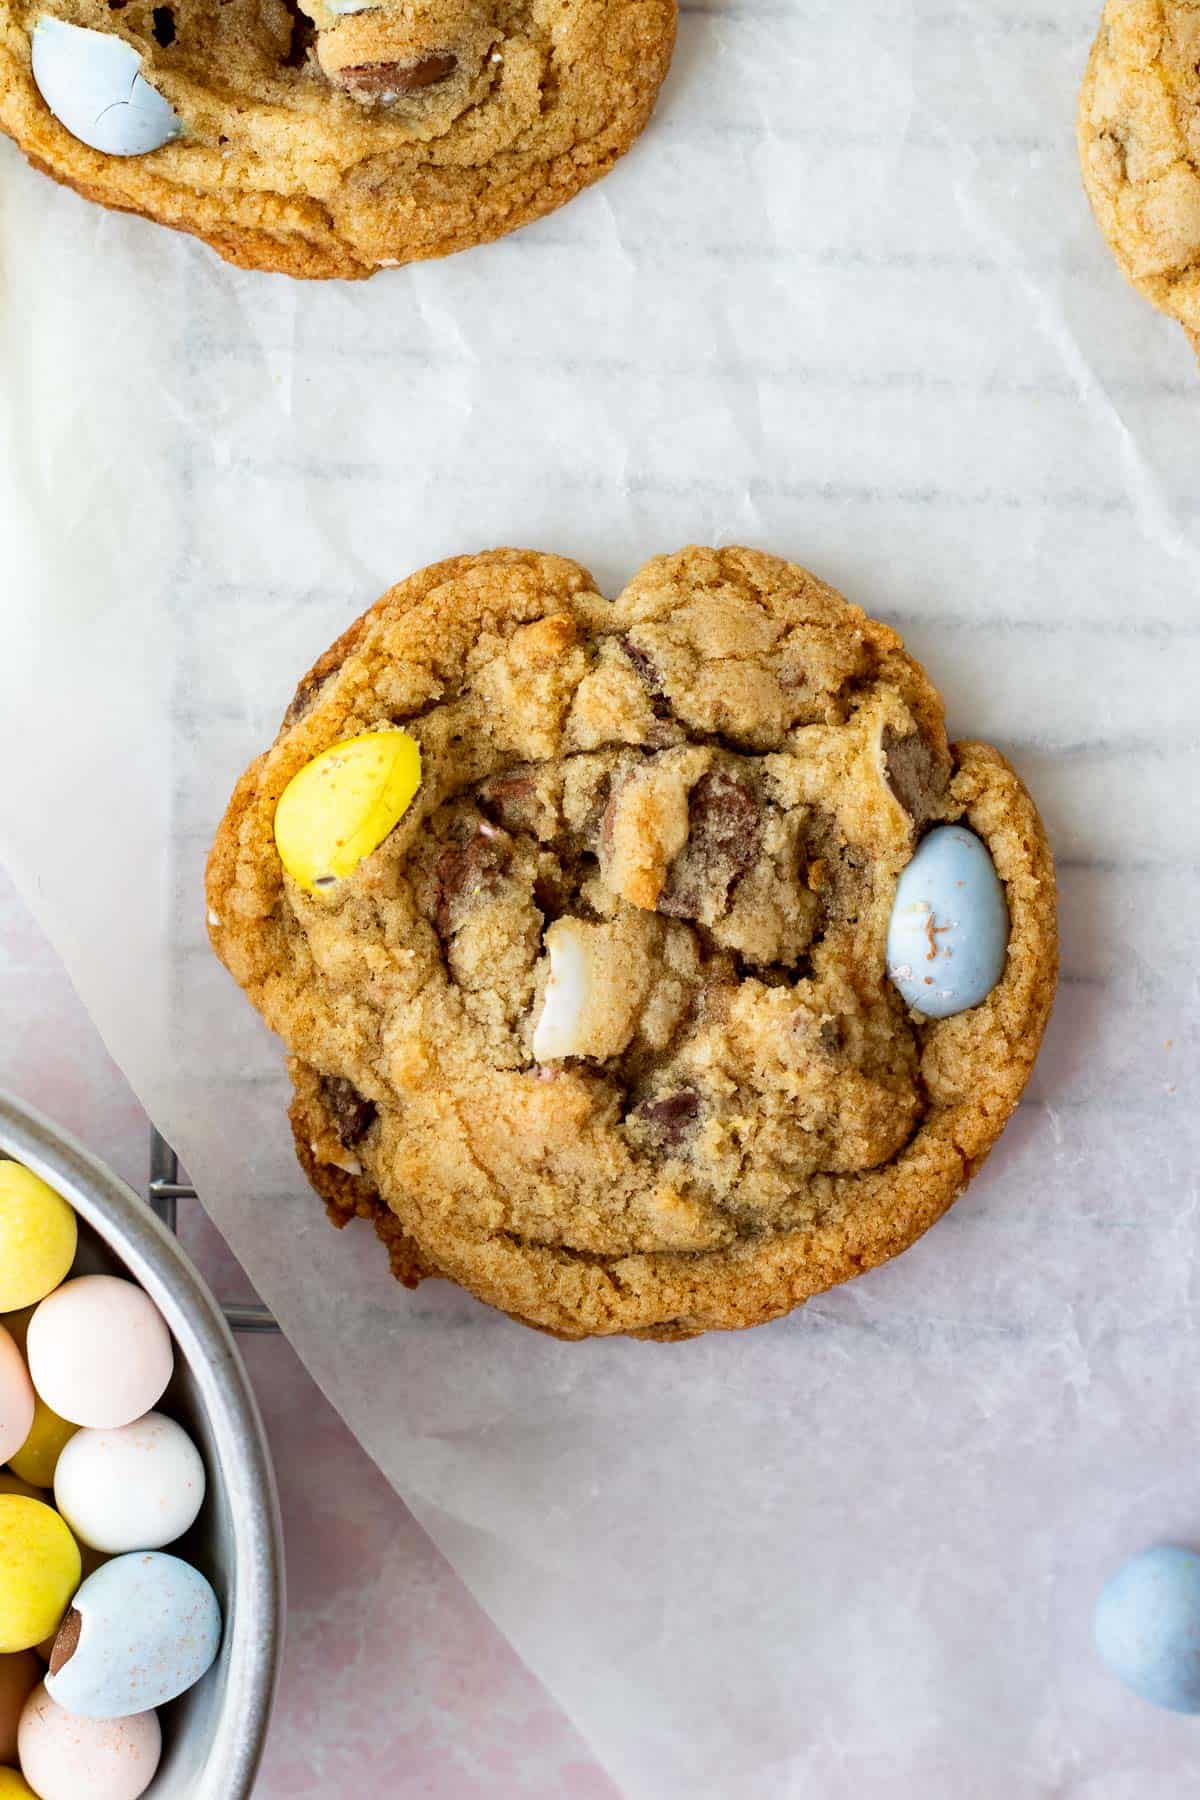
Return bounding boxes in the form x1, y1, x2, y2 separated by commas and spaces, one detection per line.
207, 547, 1058, 1341
1079, 0, 1200, 350
0, 0, 675, 277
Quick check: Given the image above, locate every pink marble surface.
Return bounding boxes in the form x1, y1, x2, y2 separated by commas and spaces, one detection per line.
0, 865, 616, 1799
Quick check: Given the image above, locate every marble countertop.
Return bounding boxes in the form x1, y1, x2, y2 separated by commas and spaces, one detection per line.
0, 865, 615, 1799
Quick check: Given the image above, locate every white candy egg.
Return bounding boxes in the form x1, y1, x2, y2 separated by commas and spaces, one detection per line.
54, 1413, 206, 1554
45, 1553, 221, 1720
31, 18, 183, 157
18, 1683, 161, 1800
886, 825, 1009, 1020
27, 1277, 173, 1430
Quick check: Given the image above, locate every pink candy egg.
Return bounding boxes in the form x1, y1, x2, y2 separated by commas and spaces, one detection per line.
0, 1326, 34, 1466
18, 1684, 160, 1800
26, 1279, 172, 1431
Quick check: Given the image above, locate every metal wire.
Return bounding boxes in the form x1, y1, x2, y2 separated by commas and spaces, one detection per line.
148, 1129, 279, 1333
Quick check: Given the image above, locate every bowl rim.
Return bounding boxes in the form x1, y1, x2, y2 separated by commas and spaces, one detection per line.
0, 1087, 285, 1799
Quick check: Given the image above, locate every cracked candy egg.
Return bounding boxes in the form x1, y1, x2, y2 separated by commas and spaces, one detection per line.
45, 1553, 221, 1720
30, 19, 182, 156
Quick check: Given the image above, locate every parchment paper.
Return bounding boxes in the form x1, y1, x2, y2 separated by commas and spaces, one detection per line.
4, 2, 1200, 1792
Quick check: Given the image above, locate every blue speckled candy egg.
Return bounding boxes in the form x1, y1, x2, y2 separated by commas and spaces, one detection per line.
44, 1552, 221, 1721
1095, 1545, 1200, 1713
886, 825, 1008, 1019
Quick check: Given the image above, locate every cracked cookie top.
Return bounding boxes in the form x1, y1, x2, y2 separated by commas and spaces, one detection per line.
0, 0, 674, 276
1079, 0, 1200, 346
207, 546, 1058, 1340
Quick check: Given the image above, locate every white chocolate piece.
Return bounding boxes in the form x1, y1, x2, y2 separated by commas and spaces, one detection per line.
531, 915, 690, 1063
533, 920, 591, 1061
31, 19, 182, 158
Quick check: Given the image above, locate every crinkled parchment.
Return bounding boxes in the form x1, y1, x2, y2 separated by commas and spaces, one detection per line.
3, 3, 1200, 1793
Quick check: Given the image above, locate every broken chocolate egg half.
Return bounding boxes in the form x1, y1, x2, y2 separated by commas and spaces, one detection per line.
31, 19, 183, 157
45, 1552, 221, 1720
886, 825, 1008, 1019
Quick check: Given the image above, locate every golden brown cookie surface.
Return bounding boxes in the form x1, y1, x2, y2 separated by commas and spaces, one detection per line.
207, 547, 1058, 1340
0, 0, 675, 276
1079, 0, 1200, 349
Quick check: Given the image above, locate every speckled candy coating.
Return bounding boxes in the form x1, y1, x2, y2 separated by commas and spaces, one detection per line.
54, 1413, 205, 1554
886, 825, 1009, 1020
26, 1277, 172, 1430
1095, 1545, 1200, 1713
46, 1553, 221, 1720
17, 1684, 161, 1800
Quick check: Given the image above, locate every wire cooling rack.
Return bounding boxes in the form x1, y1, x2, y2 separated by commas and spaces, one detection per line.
149, 1129, 279, 1333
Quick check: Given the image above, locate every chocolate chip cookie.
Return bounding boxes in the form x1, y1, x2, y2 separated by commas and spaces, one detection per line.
0, 0, 675, 276
206, 547, 1058, 1341
1079, 0, 1200, 351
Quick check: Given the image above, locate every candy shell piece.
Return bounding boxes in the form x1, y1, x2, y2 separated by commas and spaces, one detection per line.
18, 1685, 160, 1800
886, 825, 1009, 1020
0, 1166, 76, 1315
26, 1278, 172, 1431
274, 729, 422, 894
30, 19, 183, 157
46, 1553, 221, 1719
55, 1413, 205, 1554
0, 1500, 80, 1655
9, 1401, 77, 1492
0, 1653, 41, 1763
0, 1768, 37, 1798
1095, 1544, 1200, 1713
0, 1330, 34, 1469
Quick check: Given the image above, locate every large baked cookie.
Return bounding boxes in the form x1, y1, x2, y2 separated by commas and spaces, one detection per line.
1079, 0, 1200, 350
207, 547, 1058, 1341
0, 0, 674, 276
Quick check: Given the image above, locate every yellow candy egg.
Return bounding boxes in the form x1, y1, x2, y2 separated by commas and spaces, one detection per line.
0, 1767, 36, 1797
0, 1167, 76, 1314
274, 730, 421, 894
8, 1400, 77, 1491
0, 1500, 80, 1654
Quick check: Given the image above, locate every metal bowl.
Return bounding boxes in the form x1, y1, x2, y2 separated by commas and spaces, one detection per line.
0, 1089, 284, 1799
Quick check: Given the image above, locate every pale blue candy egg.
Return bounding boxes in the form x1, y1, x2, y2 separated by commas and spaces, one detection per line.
1095, 1546, 1200, 1713
44, 1551, 221, 1721
886, 825, 1008, 1019
31, 19, 183, 157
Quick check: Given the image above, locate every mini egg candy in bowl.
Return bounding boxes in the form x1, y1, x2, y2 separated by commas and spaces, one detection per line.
0, 1090, 283, 1798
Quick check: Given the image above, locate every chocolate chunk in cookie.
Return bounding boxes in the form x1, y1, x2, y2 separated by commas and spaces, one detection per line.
320, 1074, 377, 1147
659, 768, 761, 922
